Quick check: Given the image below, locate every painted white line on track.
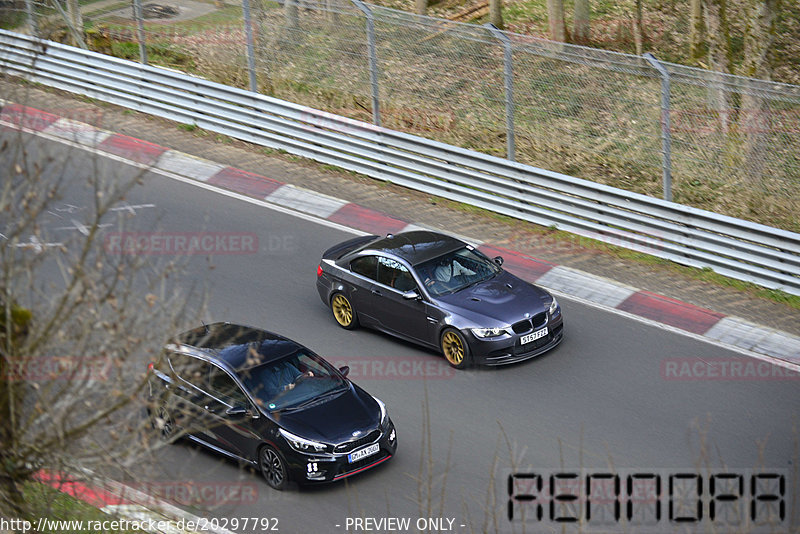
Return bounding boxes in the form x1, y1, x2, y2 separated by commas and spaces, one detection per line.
706, 317, 800, 365
44, 118, 111, 146
266, 184, 347, 218
156, 150, 226, 182
536, 265, 637, 308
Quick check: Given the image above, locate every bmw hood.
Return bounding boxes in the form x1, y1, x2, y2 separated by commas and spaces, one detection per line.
275, 384, 380, 445
436, 271, 552, 325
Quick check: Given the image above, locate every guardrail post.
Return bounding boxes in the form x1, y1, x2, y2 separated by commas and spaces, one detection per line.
351, 0, 380, 127
132, 0, 148, 65
644, 53, 672, 202
242, 0, 258, 93
484, 23, 515, 161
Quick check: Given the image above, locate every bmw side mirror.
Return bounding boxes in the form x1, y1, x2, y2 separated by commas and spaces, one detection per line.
402, 290, 421, 300
493, 256, 504, 266
339, 365, 350, 377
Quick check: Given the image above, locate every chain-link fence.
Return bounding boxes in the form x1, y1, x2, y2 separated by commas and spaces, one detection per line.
3, 0, 799, 231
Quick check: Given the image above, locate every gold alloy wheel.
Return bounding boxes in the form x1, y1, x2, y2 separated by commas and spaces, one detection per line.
442, 331, 465, 365
332, 294, 353, 327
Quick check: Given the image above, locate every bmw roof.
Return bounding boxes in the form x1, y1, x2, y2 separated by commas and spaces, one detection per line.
355, 231, 467, 266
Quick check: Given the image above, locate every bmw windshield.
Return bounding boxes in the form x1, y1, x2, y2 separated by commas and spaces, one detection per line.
416, 246, 501, 297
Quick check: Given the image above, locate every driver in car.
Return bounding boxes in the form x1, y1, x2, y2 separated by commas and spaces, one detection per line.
433, 257, 474, 284
268, 361, 315, 395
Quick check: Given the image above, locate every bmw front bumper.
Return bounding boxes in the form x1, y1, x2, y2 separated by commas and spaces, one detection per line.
467, 314, 564, 366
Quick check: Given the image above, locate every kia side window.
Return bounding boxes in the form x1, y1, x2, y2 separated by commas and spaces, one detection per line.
350, 255, 378, 281
169, 354, 210, 389
207, 364, 248, 407
377, 257, 416, 292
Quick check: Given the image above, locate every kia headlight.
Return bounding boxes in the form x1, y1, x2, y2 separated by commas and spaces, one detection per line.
374, 396, 389, 428
279, 428, 329, 453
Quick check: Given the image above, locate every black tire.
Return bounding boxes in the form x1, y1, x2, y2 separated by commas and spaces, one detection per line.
330, 292, 358, 330
260, 445, 289, 490
440, 328, 472, 369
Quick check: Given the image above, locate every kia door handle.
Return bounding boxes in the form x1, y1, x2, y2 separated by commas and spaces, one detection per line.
371, 289, 382, 296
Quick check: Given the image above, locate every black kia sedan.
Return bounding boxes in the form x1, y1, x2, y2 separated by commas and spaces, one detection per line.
147, 323, 397, 490
316, 231, 563, 368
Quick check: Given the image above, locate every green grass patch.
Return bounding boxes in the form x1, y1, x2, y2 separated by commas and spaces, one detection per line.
108, 41, 195, 69
0, 10, 27, 30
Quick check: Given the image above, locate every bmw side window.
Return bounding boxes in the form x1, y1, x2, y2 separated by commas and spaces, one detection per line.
377, 257, 416, 292
350, 255, 378, 281
207, 365, 248, 407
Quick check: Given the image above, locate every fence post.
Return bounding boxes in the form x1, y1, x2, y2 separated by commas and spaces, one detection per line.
644, 53, 672, 202
242, 0, 258, 92
50, 0, 87, 49
24, 0, 37, 37
132, 0, 148, 65
351, 0, 380, 127
484, 23, 515, 161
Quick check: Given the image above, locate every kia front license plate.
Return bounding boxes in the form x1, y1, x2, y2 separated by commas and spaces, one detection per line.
348, 443, 379, 463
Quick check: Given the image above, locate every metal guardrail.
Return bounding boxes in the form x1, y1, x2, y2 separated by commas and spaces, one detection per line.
1, 30, 798, 295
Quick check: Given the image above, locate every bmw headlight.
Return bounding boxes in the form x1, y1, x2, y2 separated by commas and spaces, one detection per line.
471, 327, 507, 338
279, 428, 329, 453
548, 297, 559, 316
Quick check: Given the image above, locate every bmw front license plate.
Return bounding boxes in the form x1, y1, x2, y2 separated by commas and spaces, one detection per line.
348, 443, 380, 463
520, 327, 548, 345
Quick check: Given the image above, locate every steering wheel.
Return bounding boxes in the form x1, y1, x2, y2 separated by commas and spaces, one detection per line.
293, 370, 315, 384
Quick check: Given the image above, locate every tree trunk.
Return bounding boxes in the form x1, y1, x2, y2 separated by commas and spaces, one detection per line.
740, 0, 780, 181
415, 0, 428, 15
66, 0, 83, 47
1, 299, 31, 520
632, 0, 644, 54
702, 0, 732, 133
546, 0, 569, 42
573, 0, 589, 44
740, 0, 778, 78
489, 0, 504, 30
689, 0, 705, 63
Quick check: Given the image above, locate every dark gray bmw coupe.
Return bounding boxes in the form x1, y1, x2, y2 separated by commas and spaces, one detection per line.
316, 231, 563, 368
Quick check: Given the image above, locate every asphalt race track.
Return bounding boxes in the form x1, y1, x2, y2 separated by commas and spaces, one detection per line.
3, 127, 797, 534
